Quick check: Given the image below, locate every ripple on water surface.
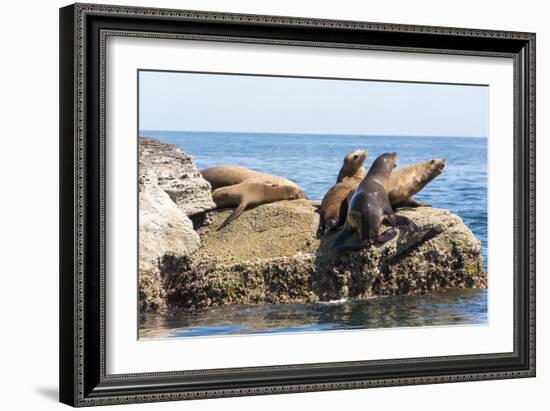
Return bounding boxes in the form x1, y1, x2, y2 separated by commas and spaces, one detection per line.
139, 289, 488, 339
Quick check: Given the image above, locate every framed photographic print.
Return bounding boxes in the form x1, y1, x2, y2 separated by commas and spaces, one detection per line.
59, 3, 536, 407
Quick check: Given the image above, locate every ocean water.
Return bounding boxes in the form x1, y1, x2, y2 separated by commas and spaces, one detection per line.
140, 289, 487, 339
139, 131, 488, 338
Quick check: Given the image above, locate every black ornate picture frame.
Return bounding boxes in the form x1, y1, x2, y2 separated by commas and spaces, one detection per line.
59, 3, 535, 407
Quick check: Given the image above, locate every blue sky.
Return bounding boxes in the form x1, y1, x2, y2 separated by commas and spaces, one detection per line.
139, 70, 488, 137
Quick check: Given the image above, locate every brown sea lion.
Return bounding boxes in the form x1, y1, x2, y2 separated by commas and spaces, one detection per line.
200, 166, 299, 190
387, 159, 445, 208
336, 150, 369, 182
319, 151, 368, 234
331, 153, 415, 254
333, 158, 445, 233
212, 178, 307, 229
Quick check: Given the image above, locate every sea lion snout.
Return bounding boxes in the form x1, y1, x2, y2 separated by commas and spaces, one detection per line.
430, 158, 446, 174
346, 149, 368, 161
355, 150, 369, 162
343, 150, 369, 170
391, 152, 399, 168
286, 186, 308, 200
372, 152, 399, 175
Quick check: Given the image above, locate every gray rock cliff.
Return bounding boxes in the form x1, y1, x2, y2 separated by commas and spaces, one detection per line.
138, 138, 215, 311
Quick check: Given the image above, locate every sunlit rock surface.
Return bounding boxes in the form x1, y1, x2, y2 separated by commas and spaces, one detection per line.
160, 200, 486, 311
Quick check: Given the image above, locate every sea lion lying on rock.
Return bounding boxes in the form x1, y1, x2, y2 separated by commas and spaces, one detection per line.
331, 152, 415, 254
212, 178, 307, 229
200, 165, 299, 190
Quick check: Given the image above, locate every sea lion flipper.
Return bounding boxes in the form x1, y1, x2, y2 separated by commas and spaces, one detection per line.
330, 228, 361, 254
392, 214, 417, 230
375, 227, 398, 244
403, 198, 430, 208
218, 202, 248, 230
338, 199, 349, 227
316, 220, 325, 238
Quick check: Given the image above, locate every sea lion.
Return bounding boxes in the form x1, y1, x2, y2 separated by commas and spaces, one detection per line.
200, 166, 299, 190
387, 159, 445, 208
336, 150, 369, 182
319, 151, 368, 234
330, 153, 415, 254
212, 178, 307, 229
331, 158, 445, 233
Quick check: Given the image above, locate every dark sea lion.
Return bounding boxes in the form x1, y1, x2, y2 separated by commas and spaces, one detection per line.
330, 153, 415, 254
336, 150, 369, 183
200, 166, 299, 190
387, 159, 445, 208
319, 151, 368, 234
212, 178, 307, 229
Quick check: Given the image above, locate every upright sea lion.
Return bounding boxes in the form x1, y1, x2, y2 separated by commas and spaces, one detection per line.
212, 178, 307, 229
319, 151, 368, 234
330, 153, 415, 254
331, 157, 445, 234
336, 150, 369, 183
200, 166, 299, 190
387, 159, 445, 208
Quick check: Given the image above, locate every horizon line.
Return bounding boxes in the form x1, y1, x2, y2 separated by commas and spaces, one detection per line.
139, 130, 487, 139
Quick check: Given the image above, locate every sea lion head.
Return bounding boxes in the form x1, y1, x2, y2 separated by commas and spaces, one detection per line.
370, 152, 399, 177
418, 158, 446, 185
429, 158, 446, 176
343, 150, 368, 172
277, 184, 308, 200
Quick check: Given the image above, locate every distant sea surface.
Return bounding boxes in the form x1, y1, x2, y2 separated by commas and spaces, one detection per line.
139, 130, 488, 338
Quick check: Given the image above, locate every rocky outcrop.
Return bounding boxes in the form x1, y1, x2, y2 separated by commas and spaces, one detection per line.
139, 137, 215, 215
137, 140, 487, 313
138, 138, 215, 311
139, 171, 200, 272
158, 200, 486, 311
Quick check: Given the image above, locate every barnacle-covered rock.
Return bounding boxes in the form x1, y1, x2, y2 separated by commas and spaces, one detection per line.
159, 200, 486, 311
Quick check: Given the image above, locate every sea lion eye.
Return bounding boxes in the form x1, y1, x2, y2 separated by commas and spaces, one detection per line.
431, 159, 435, 164
353, 155, 358, 159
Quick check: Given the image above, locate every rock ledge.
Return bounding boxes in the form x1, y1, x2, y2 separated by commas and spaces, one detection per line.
148, 200, 487, 312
